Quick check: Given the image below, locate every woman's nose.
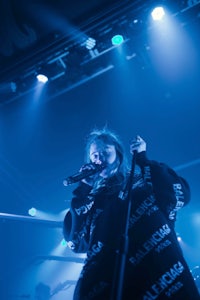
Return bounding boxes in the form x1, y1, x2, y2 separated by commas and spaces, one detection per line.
94, 152, 104, 163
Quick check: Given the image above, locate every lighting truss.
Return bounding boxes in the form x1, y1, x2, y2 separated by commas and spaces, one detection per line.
0, 0, 200, 105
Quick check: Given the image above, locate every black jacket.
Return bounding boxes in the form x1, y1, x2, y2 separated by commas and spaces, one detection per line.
63, 152, 199, 300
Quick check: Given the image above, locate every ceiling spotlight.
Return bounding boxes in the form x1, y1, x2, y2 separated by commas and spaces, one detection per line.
111, 34, 124, 46
85, 37, 96, 50
151, 7, 165, 21
36, 74, 49, 83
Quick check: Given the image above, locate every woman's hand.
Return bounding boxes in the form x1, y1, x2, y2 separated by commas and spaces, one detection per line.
80, 163, 100, 186
130, 135, 146, 154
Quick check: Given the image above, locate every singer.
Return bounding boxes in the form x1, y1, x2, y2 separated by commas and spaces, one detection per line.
63, 128, 200, 300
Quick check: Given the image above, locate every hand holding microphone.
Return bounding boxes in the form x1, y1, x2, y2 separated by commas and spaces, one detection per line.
63, 163, 106, 186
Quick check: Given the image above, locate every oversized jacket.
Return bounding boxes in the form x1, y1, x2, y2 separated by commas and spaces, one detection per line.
63, 151, 200, 300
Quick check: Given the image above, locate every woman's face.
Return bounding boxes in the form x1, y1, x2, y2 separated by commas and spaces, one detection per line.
89, 140, 119, 177
89, 141, 117, 164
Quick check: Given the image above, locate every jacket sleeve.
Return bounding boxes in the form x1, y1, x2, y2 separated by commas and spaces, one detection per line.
63, 182, 93, 253
136, 151, 191, 221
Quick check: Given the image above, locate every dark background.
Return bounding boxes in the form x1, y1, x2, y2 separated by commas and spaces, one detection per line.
0, 0, 200, 299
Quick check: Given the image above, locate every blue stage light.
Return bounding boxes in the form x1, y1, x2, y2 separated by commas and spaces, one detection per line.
28, 207, 37, 217
61, 238, 67, 246
111, 34, 124, 46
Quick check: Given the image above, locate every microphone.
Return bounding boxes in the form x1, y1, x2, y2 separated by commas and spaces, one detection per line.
63, 163, 106, 186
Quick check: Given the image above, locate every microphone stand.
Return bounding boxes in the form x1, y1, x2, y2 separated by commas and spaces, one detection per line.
110, 151, 137, 300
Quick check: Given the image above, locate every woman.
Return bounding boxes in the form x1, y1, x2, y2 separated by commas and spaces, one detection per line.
63, 128, 200, 300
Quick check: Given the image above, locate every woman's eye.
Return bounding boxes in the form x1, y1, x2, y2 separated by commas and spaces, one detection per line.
91, 153, 98, 160
104, 149, 111, 155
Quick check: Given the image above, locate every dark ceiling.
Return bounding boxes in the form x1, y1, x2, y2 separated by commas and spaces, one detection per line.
0, 0, 121, 57
0, 0, 200, 299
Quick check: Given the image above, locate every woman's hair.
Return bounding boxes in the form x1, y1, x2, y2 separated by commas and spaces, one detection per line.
84, 128, 128, 176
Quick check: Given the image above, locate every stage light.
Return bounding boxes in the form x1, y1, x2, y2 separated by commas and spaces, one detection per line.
36, 74, 49, 83
177, 236, 182, 242
85, 37, 96, 50
133, 19, 139, 24
151, 7, 165, 21
28, 207, 37, 217
61, 238, 67, 246
111, 34, 124, 46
